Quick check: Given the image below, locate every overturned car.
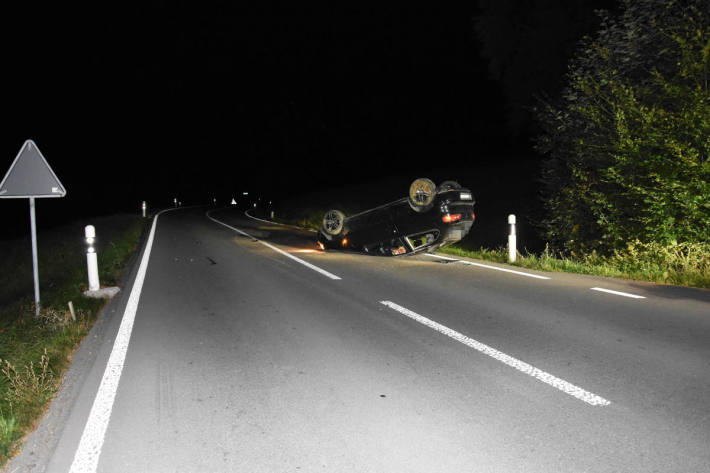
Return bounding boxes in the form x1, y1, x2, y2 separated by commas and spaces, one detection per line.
317, 178, 475, 256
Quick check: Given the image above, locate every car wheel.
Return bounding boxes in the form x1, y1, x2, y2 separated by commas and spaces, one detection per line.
437, 180, 462, 192
322, 209, 346, 236
408, 178, 436, 212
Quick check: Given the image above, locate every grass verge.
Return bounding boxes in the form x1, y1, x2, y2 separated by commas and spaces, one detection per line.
0, 214, 146, 466
440, 241, 710, 288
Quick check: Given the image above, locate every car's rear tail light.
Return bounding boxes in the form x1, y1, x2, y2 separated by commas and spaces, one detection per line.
341, 238, 349, 246
471, 212, 476, 221
442, 213, 462, 223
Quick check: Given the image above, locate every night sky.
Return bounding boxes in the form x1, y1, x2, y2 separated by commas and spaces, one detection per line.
1, 2, 615, 236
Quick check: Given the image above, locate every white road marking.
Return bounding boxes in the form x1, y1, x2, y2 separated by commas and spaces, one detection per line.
70, 208, 175, 473
244, 209, 317, 233
426, 253, 551, 280
591, 287, 646, 299
206, 212, 254, 238
207, 211, 341, 280
380, 301, 611, 407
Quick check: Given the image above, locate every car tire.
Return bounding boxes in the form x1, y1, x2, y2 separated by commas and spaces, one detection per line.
408, 178, 436, 212
437, 180, 462, 192
321, 209, 346, 236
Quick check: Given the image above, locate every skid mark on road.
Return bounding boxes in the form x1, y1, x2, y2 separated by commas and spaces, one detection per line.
380, 301, 611, 407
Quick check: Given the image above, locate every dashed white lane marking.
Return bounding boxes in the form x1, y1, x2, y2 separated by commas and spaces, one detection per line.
70, 208, 176, 473
426, 253, 551, 280
591, 287, 646, 299
380, 301, 611, 407
207, 212, 341, 280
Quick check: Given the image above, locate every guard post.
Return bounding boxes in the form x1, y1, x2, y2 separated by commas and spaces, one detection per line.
508, 214, 517, 263
85, 225, 100, 291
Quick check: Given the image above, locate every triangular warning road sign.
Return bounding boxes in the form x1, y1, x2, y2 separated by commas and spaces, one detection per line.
0, 140, 66, 198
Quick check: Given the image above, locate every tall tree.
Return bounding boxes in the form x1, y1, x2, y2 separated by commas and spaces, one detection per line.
536, 0, 710, 254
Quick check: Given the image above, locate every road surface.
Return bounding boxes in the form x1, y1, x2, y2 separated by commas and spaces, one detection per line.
10, 206, 710, 472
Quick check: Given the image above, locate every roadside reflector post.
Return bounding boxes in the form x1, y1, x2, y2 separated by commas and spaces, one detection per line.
173, 197, 178, 208
270, 211, 275, 219
508, 214, 517, 263
85, 225, 100, 292
141, 201, 147, 218
68, 300, 76, 322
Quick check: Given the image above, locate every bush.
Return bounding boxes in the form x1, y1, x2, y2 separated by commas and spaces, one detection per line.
608, 240, 710, 286
536, 0, 710, 254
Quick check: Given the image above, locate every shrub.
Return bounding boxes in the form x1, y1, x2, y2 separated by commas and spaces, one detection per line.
536, 0, 710, 254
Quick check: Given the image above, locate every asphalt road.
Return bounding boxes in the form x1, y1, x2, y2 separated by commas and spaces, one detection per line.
10, 206, 710, 473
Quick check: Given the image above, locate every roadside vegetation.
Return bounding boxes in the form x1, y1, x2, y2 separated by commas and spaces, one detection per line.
0, 214, 146, 466
440, 241, 710, 288
534, 1, 709, 260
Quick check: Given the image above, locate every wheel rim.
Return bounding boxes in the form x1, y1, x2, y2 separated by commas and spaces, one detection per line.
324, 211, 342, 233
410, 179, 435, 206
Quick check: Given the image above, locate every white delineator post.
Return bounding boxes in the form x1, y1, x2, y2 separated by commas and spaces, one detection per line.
141, 201, 147, 218
508, 214, 517, 263
85, 225, 100, 291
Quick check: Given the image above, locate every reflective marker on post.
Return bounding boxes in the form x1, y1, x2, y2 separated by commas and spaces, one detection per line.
85, 225, 100, 291
508, 214, 517, 263
141, 201, 147, 218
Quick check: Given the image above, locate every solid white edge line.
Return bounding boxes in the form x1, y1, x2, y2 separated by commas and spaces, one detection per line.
206, 211, 253, 238
591, 287, 646, 299
243, 209, 317, 233
206, 211, 341, 281
259, 240, 341, 280
380, 301, 611, 407
69, 208, 175, 473
426, 253, 551, 280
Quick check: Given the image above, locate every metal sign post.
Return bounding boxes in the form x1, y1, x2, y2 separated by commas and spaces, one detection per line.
0, 140, 66, 316
29, 197, 40, 314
